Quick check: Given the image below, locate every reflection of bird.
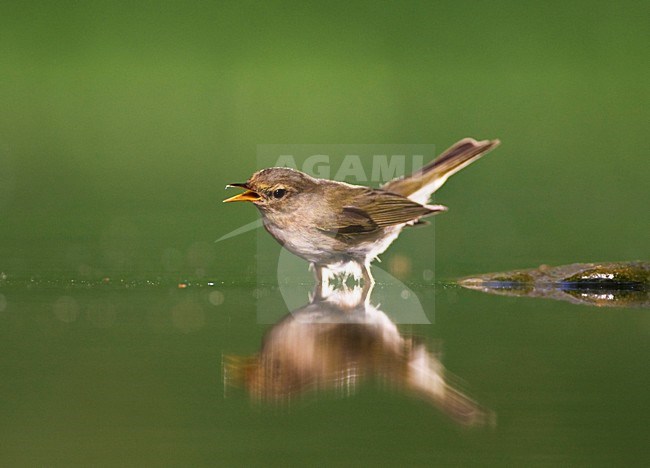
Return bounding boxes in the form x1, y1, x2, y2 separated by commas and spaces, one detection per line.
224, 138, 499, 284
224, 285, 494, 428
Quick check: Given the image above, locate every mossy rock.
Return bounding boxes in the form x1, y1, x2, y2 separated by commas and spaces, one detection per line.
562, 263, 649, 287
458, 261, 650, 308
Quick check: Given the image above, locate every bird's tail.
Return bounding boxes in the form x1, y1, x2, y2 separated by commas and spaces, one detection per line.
382, 138, 500, 204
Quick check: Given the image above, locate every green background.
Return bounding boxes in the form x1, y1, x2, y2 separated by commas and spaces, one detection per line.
1, 0, 648, 281
0, 1, 648, 466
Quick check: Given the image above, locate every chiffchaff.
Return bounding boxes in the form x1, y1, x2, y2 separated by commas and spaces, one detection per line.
224, 138, 500, 284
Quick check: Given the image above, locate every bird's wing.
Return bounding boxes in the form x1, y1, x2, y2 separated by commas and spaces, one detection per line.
317, 189, 445, 236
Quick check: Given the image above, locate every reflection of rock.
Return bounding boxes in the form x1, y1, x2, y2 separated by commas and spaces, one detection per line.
459, 262, 650, 308
224, 286, 494, 427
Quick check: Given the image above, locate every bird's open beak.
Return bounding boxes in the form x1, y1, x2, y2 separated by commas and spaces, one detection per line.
223, 183, 261, 203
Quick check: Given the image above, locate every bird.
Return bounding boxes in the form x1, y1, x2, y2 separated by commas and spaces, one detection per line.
224, 138, 500, 285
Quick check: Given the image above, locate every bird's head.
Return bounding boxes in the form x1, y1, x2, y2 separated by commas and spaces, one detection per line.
223, 167, 318, 211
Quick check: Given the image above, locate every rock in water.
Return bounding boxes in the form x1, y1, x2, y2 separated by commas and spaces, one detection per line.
458, 262, 650, 308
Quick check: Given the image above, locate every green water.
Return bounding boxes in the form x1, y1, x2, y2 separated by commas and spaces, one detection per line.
1, 0, 648, 465
1, 282, 648, 465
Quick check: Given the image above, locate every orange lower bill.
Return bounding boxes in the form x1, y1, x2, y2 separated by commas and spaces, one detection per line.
223, 190, 261, 203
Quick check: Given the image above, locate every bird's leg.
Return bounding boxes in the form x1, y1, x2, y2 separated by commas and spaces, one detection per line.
309, 263, 328, 302
361, 262, 375, 298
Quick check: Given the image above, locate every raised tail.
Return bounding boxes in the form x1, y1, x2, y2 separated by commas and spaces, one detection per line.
382, 138, 500, 204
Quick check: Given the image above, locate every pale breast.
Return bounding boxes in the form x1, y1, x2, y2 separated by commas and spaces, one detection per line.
263, 214, 405, 266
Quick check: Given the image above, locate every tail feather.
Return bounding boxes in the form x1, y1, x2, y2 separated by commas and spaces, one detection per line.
382, 138, 500, 204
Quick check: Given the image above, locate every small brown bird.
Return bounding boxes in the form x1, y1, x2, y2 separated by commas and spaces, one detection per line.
224, 138, 500, 284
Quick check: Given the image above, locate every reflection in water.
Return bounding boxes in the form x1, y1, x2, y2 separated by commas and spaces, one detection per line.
225, 285, 494, 427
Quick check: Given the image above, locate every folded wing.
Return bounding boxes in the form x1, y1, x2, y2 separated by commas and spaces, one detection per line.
317, 189, 446, 237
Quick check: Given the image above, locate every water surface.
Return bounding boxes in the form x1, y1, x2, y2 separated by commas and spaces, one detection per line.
1, 278, 647, 466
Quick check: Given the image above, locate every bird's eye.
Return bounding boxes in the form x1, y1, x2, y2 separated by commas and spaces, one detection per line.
273, 188, 287, 199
